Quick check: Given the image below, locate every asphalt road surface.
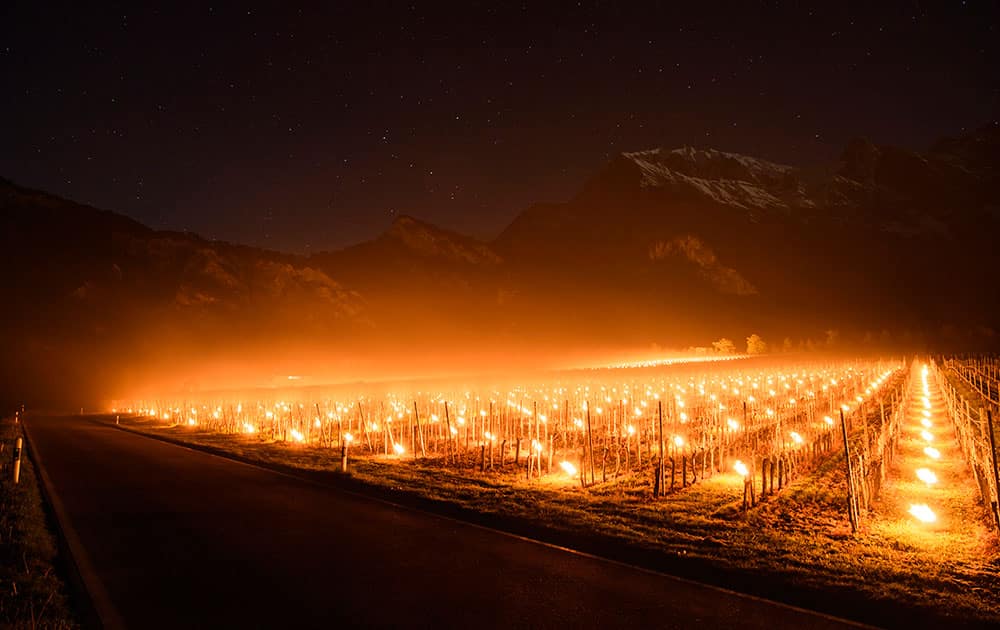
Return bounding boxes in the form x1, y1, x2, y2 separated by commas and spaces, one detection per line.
26, 415, 859, 629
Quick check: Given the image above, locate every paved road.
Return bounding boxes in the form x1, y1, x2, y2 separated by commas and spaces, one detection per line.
26, 415, 857, 629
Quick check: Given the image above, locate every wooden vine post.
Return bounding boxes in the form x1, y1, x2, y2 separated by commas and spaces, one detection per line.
655, 400, 665, 498
413, 401, 426, 458
488, 401, 494, 470
336, 407, 344, 450
534, 401, 540, 480
444, 401, 453, 465
840, 408, 858, 533
586, 403, 596, 486
358, 401, 373, 452
579, 404, 587, 488
986, 410, 1000, 531
314, 403, 324, 446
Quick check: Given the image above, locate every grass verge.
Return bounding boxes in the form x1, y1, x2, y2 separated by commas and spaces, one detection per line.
115, 412, 1000, 629
0, 415, 78, 629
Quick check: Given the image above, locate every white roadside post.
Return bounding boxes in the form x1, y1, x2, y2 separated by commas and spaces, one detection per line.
12, 437, 22, 484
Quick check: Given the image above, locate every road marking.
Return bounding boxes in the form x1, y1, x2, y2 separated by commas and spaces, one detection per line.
22, 420, 127, 630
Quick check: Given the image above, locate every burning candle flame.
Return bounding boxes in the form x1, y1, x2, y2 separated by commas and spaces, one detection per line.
915, 467, 937, 485
908, 503, 937, 523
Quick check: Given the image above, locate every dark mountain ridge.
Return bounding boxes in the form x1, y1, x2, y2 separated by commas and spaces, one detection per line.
494, 127, 999, 337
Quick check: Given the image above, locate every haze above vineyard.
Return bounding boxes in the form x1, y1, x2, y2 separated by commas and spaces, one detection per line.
2, 126, 998, 405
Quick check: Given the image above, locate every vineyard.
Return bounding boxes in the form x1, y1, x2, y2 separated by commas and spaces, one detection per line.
937, 357, 1000, 532
117, 358, 910, 514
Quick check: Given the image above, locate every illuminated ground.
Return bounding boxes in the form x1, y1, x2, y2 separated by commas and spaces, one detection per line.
868, 364, 996, 591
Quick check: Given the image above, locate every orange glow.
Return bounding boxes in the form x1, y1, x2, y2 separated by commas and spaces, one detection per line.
559, 461, 578, 476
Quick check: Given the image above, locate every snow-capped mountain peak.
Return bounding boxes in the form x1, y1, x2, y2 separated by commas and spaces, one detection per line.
619, 146, 807, 213
625, 146, 793, 183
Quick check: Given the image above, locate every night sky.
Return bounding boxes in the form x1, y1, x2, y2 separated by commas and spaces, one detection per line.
2, 2, 997, 253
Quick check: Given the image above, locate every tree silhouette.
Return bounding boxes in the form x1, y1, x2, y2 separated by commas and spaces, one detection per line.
712, 338, 736, 354
746, 334, 768, 355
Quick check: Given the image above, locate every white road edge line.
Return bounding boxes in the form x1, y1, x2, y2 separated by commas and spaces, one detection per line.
23, 419, 127, 630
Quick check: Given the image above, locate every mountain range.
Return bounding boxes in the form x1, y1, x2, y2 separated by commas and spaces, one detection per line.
3, 125, 998, 406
